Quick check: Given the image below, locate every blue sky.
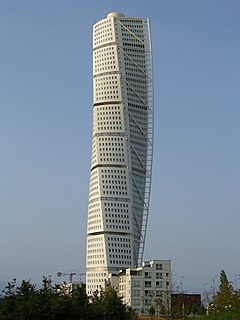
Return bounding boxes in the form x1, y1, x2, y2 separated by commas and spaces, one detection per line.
1, 0, 239, 293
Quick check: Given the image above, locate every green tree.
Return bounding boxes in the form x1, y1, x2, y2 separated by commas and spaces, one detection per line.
208, 270, 237, 320
89, 288, 136, 320
70, 284, 89, 320
0, 279, 135, 320
0, 278, 89, 320
214, 270, 234, 312
148, 305, 155, 319
0, 279, 18, 319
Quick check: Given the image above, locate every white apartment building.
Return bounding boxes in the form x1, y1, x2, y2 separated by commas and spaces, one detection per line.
86, 12, 154, 296
105, 260, 171, 316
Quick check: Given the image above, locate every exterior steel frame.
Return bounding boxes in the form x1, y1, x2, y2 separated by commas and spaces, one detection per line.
114, 17, 154, 267
137, 18, 154, 266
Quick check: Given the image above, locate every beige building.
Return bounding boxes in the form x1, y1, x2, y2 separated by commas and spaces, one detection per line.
107, 260, 171, 316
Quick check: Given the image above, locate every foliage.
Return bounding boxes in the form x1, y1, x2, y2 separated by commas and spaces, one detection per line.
206, 270, 240, 320
0, 278, 135, 320
148, 305, 155, 318
213, 270, 234, 312
88, 287, 136, 320
171, 270, 240, 319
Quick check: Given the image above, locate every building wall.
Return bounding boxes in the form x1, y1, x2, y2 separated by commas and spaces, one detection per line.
171, 293, 202, 317
118, 260, 171, 316
86, 12, 153, 296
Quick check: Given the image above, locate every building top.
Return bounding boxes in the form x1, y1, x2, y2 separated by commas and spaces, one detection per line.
107, 12, 125, 18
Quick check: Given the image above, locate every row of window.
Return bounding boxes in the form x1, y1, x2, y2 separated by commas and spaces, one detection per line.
95, 74, 118, 82
88, 225, 101, 230
109, 254, 131, 259
94, 68, 117, 76
87, 253, 104, 259
106, 212, 128, 216
100, 157, 125, 162
108, 243, 130, 248
88, 210, 100, 217
104, 201, 128, 206
87, 248, 104, 254
106, 224, 129, 230
100, 147, 124, 152
94, 18, 112, 29
94, 38, 113, 46
96, 92, 119, 97
109, 248, 130, 253
103, 185, 127, 190
87, 236, 103, 243
97, 120, 122, 126
109, 260, 131, 265
94, 63, 117, 73
101, 169, 126, 174
103, 190, 127, 195
99, 142, 124, 151
94, 46, 115, 58
95, 55, 116, 62
97, 125, 122, 131
87, 260, 105, 265
88, 219, 101, 226
108, 236, 130, 242
95, 85, 119, 92
95, 58, 116, 64
87, 272, 106, 277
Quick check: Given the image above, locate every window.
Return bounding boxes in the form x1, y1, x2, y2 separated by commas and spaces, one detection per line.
156, 281, 163, 288
133, 290, 140, 297
156, 264, 163, 270
132, 299, 140, 305
145, 281, 151, 288
145, 272, 151, 279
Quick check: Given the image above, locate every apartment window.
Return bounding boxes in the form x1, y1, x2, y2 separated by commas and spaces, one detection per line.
145, 281, 151, 288
132, 299, 140, 305
133, 280, 140, 288
133, 290, 140, 297
145, 290, 152, 297
145, 272, 151, 279
156, 264, 163, 270
156, 281, 163, 288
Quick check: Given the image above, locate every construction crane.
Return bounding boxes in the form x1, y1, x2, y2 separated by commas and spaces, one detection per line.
57, 271, 84, 284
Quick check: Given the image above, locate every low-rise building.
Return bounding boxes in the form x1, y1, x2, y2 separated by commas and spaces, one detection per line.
171, 293, 202, 317
107, 259, 171, 316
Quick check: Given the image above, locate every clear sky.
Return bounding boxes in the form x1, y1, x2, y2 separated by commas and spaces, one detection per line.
1, 0, 239, 293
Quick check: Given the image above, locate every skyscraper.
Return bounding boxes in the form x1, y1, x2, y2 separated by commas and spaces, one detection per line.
86, 12, 153, 295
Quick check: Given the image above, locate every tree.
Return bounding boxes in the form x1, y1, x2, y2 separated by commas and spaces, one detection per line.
89, 287, 136, 320
70, 284, 89, 320
148, 305, 155, 319
0, 279, 18, 319
0, 278, 89, 320
214, 270, 234, 312
209, 270, 236, 320
0, 279, 136, 320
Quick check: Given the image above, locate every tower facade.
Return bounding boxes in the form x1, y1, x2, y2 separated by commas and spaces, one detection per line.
86, 12, 153, 295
